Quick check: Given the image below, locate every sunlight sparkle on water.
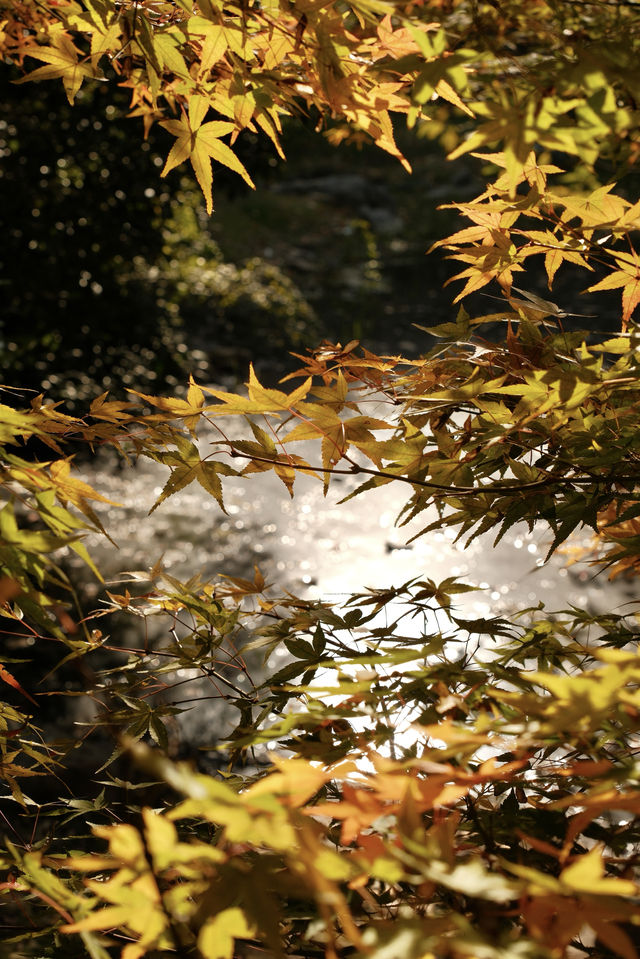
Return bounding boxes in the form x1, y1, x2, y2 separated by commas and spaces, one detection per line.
75, 423, 640, 757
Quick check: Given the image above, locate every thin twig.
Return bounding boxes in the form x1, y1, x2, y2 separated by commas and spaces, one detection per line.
215, 444, 639, 496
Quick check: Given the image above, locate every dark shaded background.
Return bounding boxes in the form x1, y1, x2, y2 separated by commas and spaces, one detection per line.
1, 75, 481, 409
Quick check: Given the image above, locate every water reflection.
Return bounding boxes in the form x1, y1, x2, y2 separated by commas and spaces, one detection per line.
76, 437, 637, 754
81, 446, 636, 620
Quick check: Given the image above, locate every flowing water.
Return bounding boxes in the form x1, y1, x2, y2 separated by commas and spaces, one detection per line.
73, 425, 639, 755
41, 150, 638, 770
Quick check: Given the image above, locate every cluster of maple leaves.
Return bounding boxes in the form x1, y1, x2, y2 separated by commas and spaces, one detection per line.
3, 0, 640, 957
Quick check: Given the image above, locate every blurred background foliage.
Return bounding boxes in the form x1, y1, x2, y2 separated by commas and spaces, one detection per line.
1, 74, 471, 408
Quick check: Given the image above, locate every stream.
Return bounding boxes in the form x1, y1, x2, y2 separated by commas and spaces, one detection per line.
72, 427, 639, 756
56, 143, 637, 756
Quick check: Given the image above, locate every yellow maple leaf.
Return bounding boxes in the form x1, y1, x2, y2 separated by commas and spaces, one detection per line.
588, 249, 640, 329
16, 33, 96, 103
560, 846, 637, 897
160, 96, 254, 213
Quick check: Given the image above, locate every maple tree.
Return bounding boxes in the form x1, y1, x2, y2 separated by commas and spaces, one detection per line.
3, 1, 640, 958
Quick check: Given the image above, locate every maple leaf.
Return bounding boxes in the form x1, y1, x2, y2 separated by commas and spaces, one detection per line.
89, 393, 136, 423
555, 183, 629, 230
149, 437, 238, 513
38, 459, 119, 549
130, 375, 206, 437
346, 84, 413, 171
471, 151, 564, 193
16, 32, 97, 103
0, 663, 37, 705
560, 846, 637, 897
204, 365, 312, 415
588, 250, 640, 329
310, 783, 384, 844
375, 14, 438, 59
160, 96, 255, 213
193, 22, 229, 76
448, 93, 575, 193
67, 6, 121, 62
409, 26, 474, 117
517, 230, 592, 287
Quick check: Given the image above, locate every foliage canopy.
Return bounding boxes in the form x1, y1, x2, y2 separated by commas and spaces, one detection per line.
3, 1, 640, 957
